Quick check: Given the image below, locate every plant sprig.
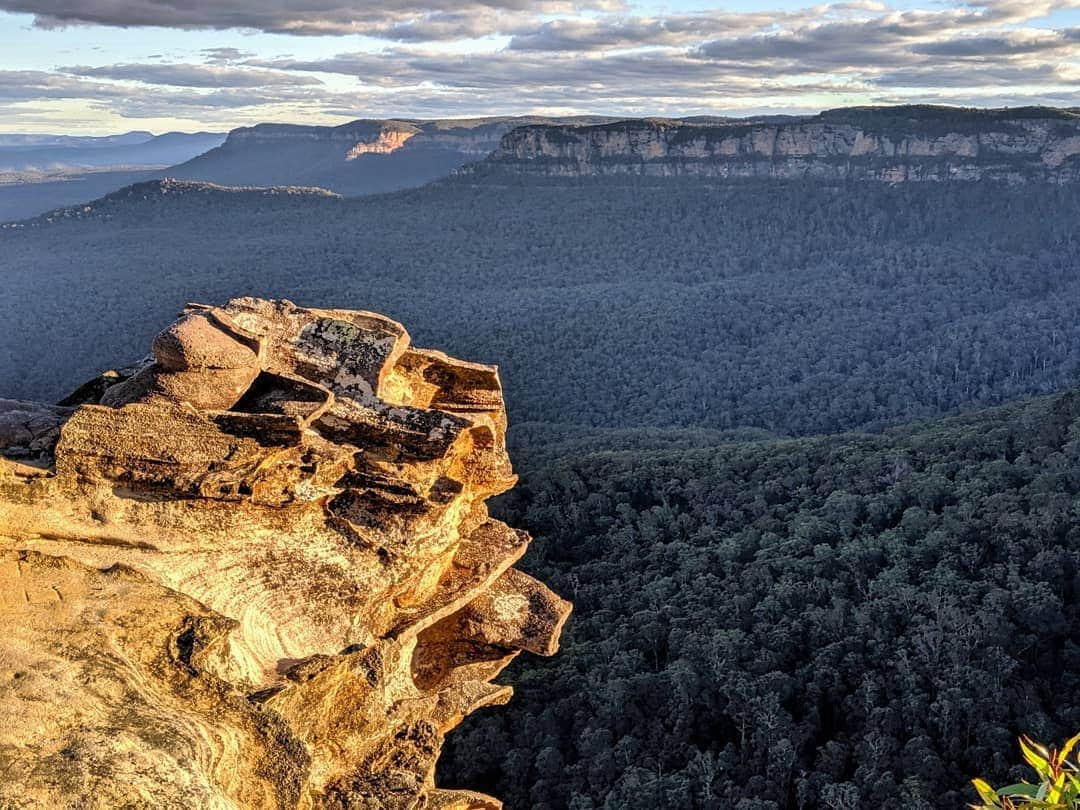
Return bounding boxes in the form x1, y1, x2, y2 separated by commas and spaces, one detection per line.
972, 734, 1080, 809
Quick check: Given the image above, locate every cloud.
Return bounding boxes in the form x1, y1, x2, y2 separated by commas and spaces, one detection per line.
0, 70, 133, 101
0, 0, 1070, 41
0, 69, 336, 125
912, 27, 1080, 58
688, 2, 1080, 84
506, 12, 785, 51
0, 0, 621, 37
255, 17, 1080, 93
254, 47, 870, 99
0, 0, 1078, 128
62, 63, 323, 88
201, 47, 255, 64
873, 63, 1080, 88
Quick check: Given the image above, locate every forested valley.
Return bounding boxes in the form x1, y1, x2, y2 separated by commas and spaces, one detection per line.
2, 177, 1078, 438
2, 175, 1080, 807
443, 390, 1080, 808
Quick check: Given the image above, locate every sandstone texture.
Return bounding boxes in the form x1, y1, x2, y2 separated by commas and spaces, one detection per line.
0, 298, 569, 809
472, 106, 1080, 183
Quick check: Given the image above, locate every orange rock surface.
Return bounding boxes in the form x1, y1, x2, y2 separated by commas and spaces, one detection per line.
0, 298, 569, 809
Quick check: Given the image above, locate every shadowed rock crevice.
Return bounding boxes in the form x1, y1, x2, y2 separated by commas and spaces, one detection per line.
0, 297, 569, 809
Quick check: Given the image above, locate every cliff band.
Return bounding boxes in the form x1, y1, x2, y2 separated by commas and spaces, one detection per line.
0, 298, 570, 809
471, 106, 1080, 183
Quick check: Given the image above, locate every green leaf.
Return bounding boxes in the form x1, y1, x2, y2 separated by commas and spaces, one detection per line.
972, 779, 1002, 806
999, 783, 1040, 797
1061, 734, 1080, 764
1021, 737, 1053, 780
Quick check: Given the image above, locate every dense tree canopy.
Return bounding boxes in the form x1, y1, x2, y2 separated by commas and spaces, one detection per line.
1, 177, 1078, 439
442, 390, 1080, 808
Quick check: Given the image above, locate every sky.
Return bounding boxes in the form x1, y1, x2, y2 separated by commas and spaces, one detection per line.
0, 0, 1078, 133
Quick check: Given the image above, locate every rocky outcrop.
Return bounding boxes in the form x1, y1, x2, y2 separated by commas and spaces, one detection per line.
347, 130, 418, 159
471, 105, 1080, 184
0, 298, 569, 809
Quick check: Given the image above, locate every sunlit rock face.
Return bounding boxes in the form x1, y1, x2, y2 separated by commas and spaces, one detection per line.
346, 128, 419, 159
0, 298, 570, 809
473, 106, 1080, 184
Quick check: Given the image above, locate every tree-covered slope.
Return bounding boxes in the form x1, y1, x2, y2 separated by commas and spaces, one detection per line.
2, 177, 1079, 440
441, 389, 1080, 809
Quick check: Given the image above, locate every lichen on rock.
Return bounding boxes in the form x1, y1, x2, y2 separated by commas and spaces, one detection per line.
0, 298, 570, 809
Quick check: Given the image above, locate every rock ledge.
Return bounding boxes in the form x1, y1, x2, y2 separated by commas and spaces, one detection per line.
0, 298, 569, 809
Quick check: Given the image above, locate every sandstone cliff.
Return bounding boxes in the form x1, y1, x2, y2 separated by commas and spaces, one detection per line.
0, 298, 569, 809
471, 105, 1080, 184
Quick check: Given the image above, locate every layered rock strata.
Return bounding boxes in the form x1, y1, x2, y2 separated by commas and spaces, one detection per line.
472, 106, 1080, 183
0, 298, 569, 809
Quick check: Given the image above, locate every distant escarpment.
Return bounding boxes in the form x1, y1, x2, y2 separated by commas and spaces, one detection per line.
471, 105, 1080, 183
0, 298, 569, 808
167, 116, 613, 196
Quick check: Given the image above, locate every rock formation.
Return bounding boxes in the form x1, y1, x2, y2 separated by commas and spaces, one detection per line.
0, 298, 570, 809
470, 105, 1080, 184
346, 129, 418, 159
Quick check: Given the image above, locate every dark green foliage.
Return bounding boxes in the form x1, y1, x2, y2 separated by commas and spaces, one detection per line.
440, 390, 1080, 808
2, 177, 1079, 442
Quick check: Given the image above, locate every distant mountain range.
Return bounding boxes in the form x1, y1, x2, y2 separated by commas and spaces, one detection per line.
0, 131, 155, 149
165, 116, 613, 196
3, 105, 1080, 224
0, 131, 225, 172
0, 117, 606, 222
0, 130, 228, 223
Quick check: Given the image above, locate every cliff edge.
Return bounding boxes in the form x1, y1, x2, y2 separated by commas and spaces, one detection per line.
469, 105, 1080, 183
0, 298, 570, 809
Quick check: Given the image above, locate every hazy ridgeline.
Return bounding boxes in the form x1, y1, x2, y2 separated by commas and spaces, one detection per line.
1, 177, 1078, 441
3, 174, 1080, 808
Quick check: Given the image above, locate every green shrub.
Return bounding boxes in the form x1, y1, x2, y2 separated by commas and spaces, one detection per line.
972, 735, 1080, 808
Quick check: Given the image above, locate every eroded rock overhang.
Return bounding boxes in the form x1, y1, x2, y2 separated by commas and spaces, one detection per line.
0, 297, 570, 810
